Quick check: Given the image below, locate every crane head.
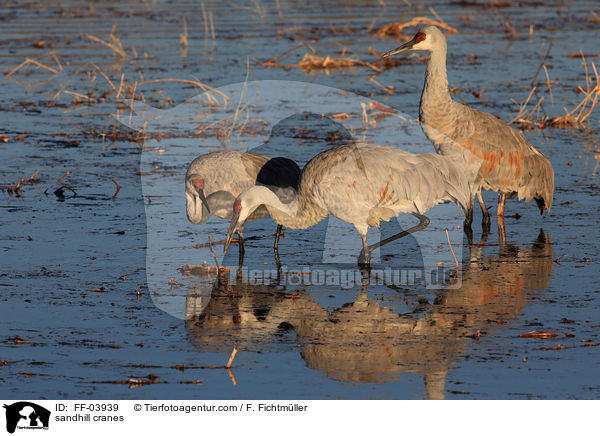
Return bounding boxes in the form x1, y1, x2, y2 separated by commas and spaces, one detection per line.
224, 187, 271, 254
186, 174, 210, 214
382, 25, 445, 57
224, 198, 249, 254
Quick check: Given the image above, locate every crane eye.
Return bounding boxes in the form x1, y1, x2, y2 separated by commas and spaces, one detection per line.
415, 32, 426, 42
191, 177, 204, 190
234, 199, 242, 214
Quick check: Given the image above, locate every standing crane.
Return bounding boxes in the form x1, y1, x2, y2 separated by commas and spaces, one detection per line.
223, 143, 471, 266
383, 25, 554, 234
185, 150, 301, 263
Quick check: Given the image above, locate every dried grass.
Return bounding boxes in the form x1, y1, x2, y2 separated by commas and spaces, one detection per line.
502, 19, 520, 40
87, 25, 127, 57
6, 52, 63, 77
261, 45, 383, 74
180, 17, 188, 57
371, 16, 459, 40
512, 53, 600, 130
5, 51, 63, 91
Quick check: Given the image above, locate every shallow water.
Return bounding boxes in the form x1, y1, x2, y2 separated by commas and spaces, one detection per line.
1, 0, 599, 399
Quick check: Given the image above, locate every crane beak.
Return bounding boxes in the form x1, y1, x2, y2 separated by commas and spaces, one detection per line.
198, 189, 210, 214
382, 37, 419, 57
223, 213, 241, 254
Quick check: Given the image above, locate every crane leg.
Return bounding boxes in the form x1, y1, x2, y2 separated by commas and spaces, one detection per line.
464, 193, 474, 229
368, 213, 430, 252
358, 233, 371, 267
274, 224, 283, 250
477, 191, 491, 232
497, 193, 506, 216
238, 229, 245, 267
274, 246, 282, 280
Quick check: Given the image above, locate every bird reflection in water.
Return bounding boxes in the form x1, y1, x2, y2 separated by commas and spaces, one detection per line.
184, 230, 553, 399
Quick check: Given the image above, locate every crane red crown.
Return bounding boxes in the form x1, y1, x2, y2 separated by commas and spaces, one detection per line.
234, 199, 242, 214
192, 177, 204, 190
415, 32, 426, 42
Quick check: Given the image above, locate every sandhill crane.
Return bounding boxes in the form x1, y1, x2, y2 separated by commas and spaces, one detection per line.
383, 25, 554, 233
223, 143, 470, 266
185, 150, 301, 261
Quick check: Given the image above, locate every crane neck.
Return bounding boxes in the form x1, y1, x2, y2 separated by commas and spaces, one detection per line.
244, 186, 326, 230
420, 45, 453, 114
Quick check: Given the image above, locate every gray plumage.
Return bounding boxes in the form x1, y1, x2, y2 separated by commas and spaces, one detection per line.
225, 143, 471, 264
384, 25, 554, 225
185, 150, 300, 245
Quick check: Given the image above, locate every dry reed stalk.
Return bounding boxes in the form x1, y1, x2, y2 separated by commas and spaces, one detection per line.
201, 2, 209, 37
180, 17, 188, 56
116, 73, 125, 100
112, 178, 121, 199
62, 90, 93, 102
510, 86, 537, 124
87, 32, 127, 57
502, 19, 520, 39
360, 102, 369, 126
222, 58, 251, 139
57, 170, 71, 184
209, 11, 215, 40
226, 347, 237, 368
372, 16, 459, 39
53, 62, 117, 100
548, 56, 600, 127
531, 39, 553, 85
368, 76, 393, 95
529, 24, 534, 43
29, 167, 42, 181
264, 52, 382, 74
129, 82, 136, 128
14, 133, 30, 141
133, 78, 229, 103
259, 43, 312, 66
543, 64, 555, 110
445, 228, 459, 271
196, 115, 234, 136
6, 51, 63, 77
207, 235, 220, 270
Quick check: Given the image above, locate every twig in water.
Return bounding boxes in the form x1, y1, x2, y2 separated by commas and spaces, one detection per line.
112, 178, 121, 199
180, 17, 188, 57
226, 347, 238, 368
531, 39, 553, 85
554, 254, 568, 264
133, 78, 229, 103
29, 167, 42, 181
446, 228, 459, 271
519, 330, 574, 339
6, 53, 63, 77
207, 235, 220, 270
87, 25, 127, 58
58, 170, 71, 184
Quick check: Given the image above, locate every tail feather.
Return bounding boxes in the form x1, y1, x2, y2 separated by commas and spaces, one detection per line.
518, 153, 554, 214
